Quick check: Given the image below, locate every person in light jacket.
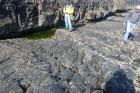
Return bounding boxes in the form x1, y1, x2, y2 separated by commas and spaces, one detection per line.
63, 1, 74, 31
123, 5, 140, 43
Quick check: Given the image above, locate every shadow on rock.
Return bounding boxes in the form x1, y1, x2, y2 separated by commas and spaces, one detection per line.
92, 12, 116, 23
103, 69, 135, 93
73, 23, 85, 29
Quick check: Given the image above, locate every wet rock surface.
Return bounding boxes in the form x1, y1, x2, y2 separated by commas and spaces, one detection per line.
0, 14, 140, 93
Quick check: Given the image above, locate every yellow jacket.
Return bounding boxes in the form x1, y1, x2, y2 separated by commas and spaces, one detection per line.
63, 4, 74, 15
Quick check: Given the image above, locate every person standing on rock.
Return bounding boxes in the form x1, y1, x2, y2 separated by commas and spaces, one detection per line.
63, 1, 74, 31
123, 5, 140, 43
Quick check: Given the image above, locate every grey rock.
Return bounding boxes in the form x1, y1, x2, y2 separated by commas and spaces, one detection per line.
69, 73, 85, 93
84, 85, 90, 93
60, 69, 73, 81
85, 76, 97, 89
39, 84, 64, 93
0, 79, 23, 93
102, 62, 120, 77
78, 63, 90, 76
26, 86, 34, 93
93, 90, 103, 93
34, 62, 52, 73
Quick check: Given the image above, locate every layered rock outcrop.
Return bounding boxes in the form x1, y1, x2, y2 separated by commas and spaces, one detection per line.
0, 0, 127, 34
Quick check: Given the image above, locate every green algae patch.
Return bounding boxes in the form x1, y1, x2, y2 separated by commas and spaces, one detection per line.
22, 28, 56, 40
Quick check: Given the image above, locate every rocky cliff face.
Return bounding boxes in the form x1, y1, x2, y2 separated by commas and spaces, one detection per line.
0, 0, 127, 35
0, 15, 140, 93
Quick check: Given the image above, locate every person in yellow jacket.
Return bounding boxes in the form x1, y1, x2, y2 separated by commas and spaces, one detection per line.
63, 2, 74, 31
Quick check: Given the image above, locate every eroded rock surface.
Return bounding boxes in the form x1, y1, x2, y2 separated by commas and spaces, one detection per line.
0, 14, 140, 93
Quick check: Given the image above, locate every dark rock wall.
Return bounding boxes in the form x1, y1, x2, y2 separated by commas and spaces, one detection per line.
0, 0, 127, 34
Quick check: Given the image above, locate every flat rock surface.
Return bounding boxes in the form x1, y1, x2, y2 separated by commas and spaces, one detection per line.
0, 14, 140, 93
